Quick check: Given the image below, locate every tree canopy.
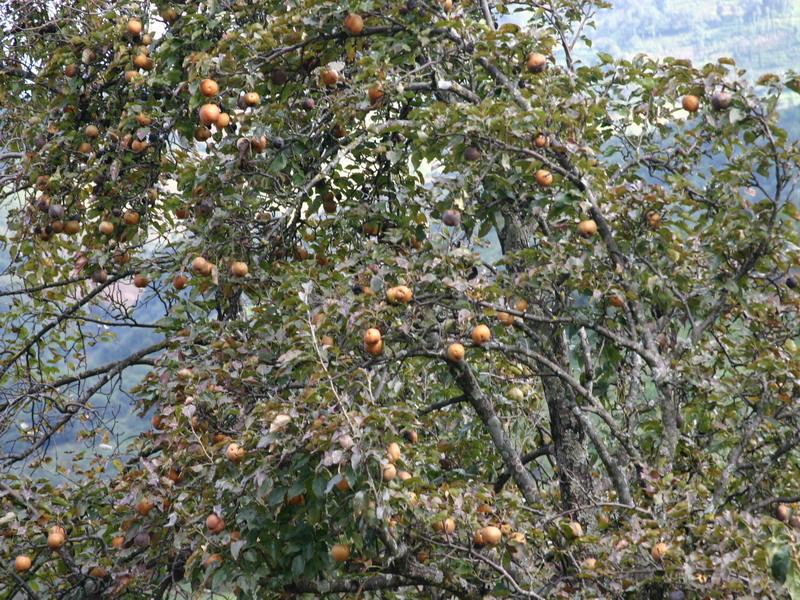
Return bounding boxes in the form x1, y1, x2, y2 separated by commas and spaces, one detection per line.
1, 0, 800, 597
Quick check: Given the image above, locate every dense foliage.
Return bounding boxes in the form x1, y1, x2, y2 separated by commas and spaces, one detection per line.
2, 0, 800, 597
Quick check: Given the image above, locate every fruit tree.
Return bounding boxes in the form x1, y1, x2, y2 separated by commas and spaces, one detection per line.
1, 0, 800, 597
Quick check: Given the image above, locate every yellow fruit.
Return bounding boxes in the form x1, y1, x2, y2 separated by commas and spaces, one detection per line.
331, 544, 350, 562
216, 112, 231, 128
534, 169, 553, 187
47, 531, 66, 549
64, 220, 81, 235
15, 555, 32, 572
526, 52, 547, 73
446, 343, 465, 362
480, 526, 502, 546
136, 499, 154, 516
382, 464, 397, 481
225, 443, 245, 463
127, 19, 143, 36
321, 69, 339, 87
651, 542, 668, 561
99, 221, 114, 235
192, 256, 212, 275
343, 13, 364, 35
198, 103, 221, 126
364, 328, 382, 346
577, 219, 598, 237
230, 261, 249, 277
387, 442, 401, 463
123, 210, 140, 225
497, 311, 514, 326
244, 92, 260, 107
434, 517, 456, 534
199, 78, 219, 97
682, 94, 700, 113
470, 324, 491, 345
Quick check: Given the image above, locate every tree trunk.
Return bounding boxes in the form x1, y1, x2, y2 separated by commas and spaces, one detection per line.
499, 207, 592, 510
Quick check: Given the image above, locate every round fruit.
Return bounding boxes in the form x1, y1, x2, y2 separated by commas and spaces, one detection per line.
534, 169, 553, 187
398, 470, 412, 481
534, 133, 549, 148
226, 443, 245, 462
124, 70, 140, 82
161, 8, 178, 23
364, 328, 382, 346
321, 69, 339, 87
497, 311, 514, 326
577, 219, 598, 237
682, 94, 700, 113
64, 64, 77, 77
203, 553, 222, 568
63, 220, 81, 235
89, 566, 108, 578
85, 125, 99, 138
331, 544, 350, 562
387, 442, 401, 463
198, 104, 221, 126
473, 530, 485, 546
711, 91, 732, 111
646, 211, 661, 229
127, 19, 143, 36
136, 113, 152, 126
446, 343, 465, 362
133, 274, 149, 288
192, 256, 212, 275
78, 142, 92, 154
335, 477, 350, 491
526, 52, 547, 73
92, 269, 109, 284
343, 13, 364, 35
47, 531, 66, 549
244, 92, 260, 107
365, 340, 384, 356
194, 126, 212, 142
199, 78, 219, 97
436, 517, 456, 534
776, 504, 791, 522
173, 274, 188, 289
651, 542, 668, 561
230, 261, 249, 277
382, 463, 397, 480
609, 294, 625, 308
368, 84, 384, 105
206, 513, 224, 533
480, 526, 502, 546
133, 53, 150, 69
123, 211, 140, 225
136, 499, 154, 516
301, 97, 316, 111
442, 209, 461, 227
471, 324, 491, 345
15, 555, 32, 572
216, 112, 231, 128
464, 146, 481, 162
403, 429, 418, 444
111, 536, 125, 549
